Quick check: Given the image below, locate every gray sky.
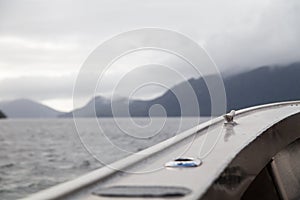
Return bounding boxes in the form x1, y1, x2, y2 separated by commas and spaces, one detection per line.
0, 0, 299, 111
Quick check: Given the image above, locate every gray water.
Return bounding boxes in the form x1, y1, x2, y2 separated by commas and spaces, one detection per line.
0, 117, 208, 200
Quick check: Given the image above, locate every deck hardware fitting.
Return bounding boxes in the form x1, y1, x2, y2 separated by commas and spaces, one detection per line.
223, 110, 236, 124
165, 157, 202, 168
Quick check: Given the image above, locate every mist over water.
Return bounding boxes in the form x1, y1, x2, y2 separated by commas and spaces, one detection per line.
0, 117, 208, 199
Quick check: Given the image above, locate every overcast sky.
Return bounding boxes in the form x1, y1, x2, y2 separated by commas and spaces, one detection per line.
0, 0, 299, 111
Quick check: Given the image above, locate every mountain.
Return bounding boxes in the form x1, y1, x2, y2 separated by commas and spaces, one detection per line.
61, 62, 300, 117
62, 96, 111, 118
128, 75, 214, 116
0, 110, 6, 119
127, 62, 300, 116
225, 62, 300, 110
61, 96, 131, 118
0, 99, 64, 118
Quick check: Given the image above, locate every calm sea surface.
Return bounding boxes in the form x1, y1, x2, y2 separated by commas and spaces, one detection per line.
0, 117, 208, 200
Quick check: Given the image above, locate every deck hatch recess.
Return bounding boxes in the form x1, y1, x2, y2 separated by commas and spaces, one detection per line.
93, 185, 192, 198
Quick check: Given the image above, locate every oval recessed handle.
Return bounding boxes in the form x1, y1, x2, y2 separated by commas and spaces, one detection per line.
165, 157, 202, 168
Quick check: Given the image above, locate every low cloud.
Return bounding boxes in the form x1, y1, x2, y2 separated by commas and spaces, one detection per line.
0, 75, 75, 101
0, 0, 300, 109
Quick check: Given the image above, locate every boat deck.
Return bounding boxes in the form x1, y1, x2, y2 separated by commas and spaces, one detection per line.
21, 101, 300, 200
